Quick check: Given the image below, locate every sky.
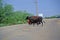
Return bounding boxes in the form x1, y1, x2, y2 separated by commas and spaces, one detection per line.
4, 0, 60, 17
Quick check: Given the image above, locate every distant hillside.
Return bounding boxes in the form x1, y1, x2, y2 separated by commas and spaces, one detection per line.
45, 15, 60, 19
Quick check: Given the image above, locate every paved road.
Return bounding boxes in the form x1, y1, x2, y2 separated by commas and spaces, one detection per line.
0, 18, 60, 40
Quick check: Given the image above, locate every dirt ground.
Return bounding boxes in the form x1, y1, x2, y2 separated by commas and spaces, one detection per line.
0, 18, 60, 40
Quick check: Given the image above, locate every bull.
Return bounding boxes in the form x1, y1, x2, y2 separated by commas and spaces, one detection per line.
26, 16, 43, 26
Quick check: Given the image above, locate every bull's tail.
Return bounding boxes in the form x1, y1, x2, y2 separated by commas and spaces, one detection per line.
41, 22, 43, 26
43, 20, 45, 23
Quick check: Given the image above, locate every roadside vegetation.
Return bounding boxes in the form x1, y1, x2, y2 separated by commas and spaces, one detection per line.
0, 0, 33, 27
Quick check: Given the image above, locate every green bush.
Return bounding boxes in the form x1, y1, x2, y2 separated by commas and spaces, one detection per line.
0, 0, 33, 27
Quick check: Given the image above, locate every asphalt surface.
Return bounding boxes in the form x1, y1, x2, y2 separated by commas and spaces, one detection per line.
0, 18, 60, 40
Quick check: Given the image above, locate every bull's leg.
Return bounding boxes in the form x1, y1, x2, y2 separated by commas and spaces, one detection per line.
37, 21, 41, 24
29, 22, 32, 25
36, 22, 39, 27
28, 21, 32, 25
33, 23, 35, 26
37, 22, 39, 25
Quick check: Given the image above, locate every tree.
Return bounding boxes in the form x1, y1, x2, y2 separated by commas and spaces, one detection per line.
0, 0, 3, 23
0, 0, 14, 23
1, 4, 14, 24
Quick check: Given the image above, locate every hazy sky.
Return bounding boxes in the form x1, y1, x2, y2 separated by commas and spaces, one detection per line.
4, 0, 60, 17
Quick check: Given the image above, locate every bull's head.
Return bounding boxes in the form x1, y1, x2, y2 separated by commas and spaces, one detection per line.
26, 16, 30, 20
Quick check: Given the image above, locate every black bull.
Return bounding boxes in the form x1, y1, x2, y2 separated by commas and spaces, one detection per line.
26, 16, 43, 26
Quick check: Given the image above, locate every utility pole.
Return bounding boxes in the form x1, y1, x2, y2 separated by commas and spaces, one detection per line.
35, 0, 38, 16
